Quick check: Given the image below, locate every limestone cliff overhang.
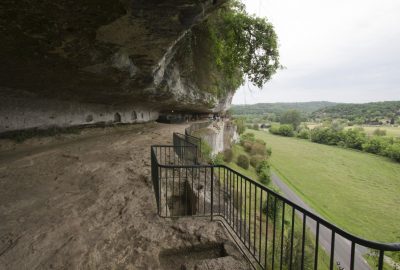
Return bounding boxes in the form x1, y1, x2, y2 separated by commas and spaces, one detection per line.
0, 0, 229, 113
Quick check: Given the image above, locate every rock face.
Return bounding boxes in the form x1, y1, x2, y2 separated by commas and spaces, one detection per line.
192, 121, 239, 156
0, 0, 233, 132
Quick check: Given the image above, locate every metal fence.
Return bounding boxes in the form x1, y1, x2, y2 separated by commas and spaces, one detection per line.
151, 139, 400, 270
173, 132, 202, 164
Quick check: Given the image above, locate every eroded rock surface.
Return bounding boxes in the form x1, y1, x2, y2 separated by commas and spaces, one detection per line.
0, 123, 250, 269
0, 0, 229, 112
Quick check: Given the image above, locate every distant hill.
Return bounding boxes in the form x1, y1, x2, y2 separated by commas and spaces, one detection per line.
230, 101, 337, 116
311, 101, 400, 122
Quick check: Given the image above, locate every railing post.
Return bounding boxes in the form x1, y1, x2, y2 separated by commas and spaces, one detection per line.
211, 166, 214, 221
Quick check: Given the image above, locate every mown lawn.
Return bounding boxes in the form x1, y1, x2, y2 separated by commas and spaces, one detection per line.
251, 130, 400, 243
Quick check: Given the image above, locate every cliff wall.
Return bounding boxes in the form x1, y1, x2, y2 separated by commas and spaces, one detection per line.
0, 0, 233, 133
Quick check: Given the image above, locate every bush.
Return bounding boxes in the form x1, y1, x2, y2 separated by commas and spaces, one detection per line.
269, 124, 294, 137
266, 146, 272, 157
269, 124, 280, 135
240, 133, 255, 145
310, 127, 342, 145
237, 154, 250, 169
362, 137, 388, 155
250, 155, 264, 168
213, 153, 224, 165
243, 141, 253, 152
343, 129, 367, 150
258, 167, 271, 185
223, 149, 233, 162
252, 123, 259, 130
256, 159, 270, 174
262, 192, 282, 220
250, 142, 267, 156
373, 128, 387, 136
200, 140, 213, 163
384, 143, 400, 162
297, 129, 310, 139
255, 139, 266, 145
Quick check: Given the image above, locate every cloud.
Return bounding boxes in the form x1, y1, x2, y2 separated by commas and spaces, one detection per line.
233, 0, 400, 104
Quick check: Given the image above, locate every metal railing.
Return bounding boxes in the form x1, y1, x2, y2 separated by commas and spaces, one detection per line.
173, 132, 202, 164
151, 137, 400, 270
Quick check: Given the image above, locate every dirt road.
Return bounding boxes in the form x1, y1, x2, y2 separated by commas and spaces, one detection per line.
0, 123, 249, 270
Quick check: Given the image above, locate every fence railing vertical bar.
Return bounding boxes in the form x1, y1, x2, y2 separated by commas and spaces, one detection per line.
151, 134, 400, 270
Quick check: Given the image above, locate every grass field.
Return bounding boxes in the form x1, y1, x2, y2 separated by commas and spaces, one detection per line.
250, 130, 400, 244
306, 122, 400, 137
344, 125, 400, 137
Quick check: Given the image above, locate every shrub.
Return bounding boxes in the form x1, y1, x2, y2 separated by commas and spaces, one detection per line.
250, 155, 264, 168
343, 129, 367, 150
310, 127, 342, 145
280, 124, 295, 136
270, 124, 294, 137
252, 123, 259, 130
223, 149, 233, 162
373, 128, 387, 136
250, 142, 267, 156
200, 140, 213, 164
213, 153, 224, 165
258, 167, 271, 185
240, 133, 255, 145
384, 143, 400, 162
255, 139, 266, 145
262, 192, 282, 220
266, 146, 272, 157
362, 137, 388, 154
269, 124, 280, 135
243, 141, 253, 152
297, 129, 310, 139
237, 154, 250, 169
256, 159, 270, 175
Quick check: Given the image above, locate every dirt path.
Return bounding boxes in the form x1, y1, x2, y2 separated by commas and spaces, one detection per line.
0, 123, 249, 270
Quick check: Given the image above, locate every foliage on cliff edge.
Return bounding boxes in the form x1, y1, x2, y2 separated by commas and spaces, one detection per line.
190, 0, 281, 98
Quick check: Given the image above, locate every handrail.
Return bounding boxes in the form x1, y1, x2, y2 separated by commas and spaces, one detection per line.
151, 148, 400, 251
150, 139, 400, 270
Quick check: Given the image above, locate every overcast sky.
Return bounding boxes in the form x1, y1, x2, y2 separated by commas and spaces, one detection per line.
232, 0, 400, 104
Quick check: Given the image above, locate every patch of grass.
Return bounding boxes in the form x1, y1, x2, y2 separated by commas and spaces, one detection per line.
0, 126, 81, 142
251, 130, 400, 244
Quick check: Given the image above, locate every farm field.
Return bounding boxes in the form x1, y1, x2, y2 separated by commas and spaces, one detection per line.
250, 130, 400, 244
305, 122, 400, 137
344, 125, 400, 137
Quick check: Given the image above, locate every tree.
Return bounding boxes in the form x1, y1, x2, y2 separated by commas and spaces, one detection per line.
280, 110, 302, 130
206, 1, 281, 89
234, 118, 246, 135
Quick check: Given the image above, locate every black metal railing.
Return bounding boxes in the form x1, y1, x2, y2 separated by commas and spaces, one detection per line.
151, 138, 400, 270
173, 132, 202, 164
